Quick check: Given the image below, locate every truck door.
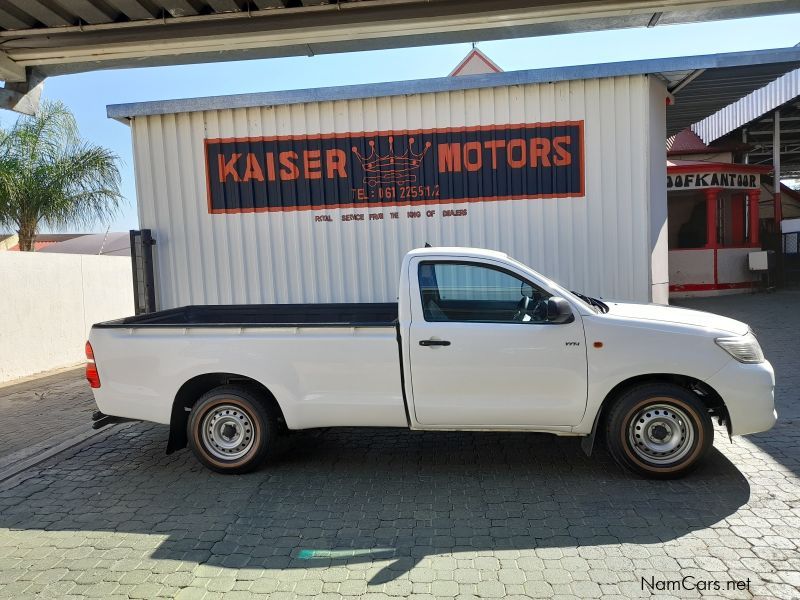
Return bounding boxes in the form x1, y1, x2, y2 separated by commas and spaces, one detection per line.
407, 259, 587, 427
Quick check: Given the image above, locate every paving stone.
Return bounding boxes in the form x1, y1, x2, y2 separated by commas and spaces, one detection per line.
205, 576, 236, 593
430, 579, 459, 596
174, 588, 207, 600
475, 580, 506, 597
523, 580, 555, 598
128, 582, 164, 598
0, 292, 799, 599
0, 368, 92, 459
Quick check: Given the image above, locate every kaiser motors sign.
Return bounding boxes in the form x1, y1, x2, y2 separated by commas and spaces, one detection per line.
204, 122, 585, 213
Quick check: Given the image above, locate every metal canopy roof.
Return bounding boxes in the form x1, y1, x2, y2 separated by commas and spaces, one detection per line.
693, 66, 800, 143
690, 62, 800, 178
713, 96, 800, 179
1, 0, 799, 84
107, 46, 800, 136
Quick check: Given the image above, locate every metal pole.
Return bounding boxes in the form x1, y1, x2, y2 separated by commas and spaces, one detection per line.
129, 230, 142, 315
774, 109, 782, 226
141, 229, 157, 313
742, 128, 749, 164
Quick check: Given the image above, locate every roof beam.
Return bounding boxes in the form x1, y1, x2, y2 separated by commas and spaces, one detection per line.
747, 128, 800, 135
13, 0, 72, 27
669, 68, 706, 94
104, 0, 158, 20
252, 0, 286, 8
151, 0, 200, 17
0, 0, 798, 82
206, 0, 246, 12
0, 51, 26, 82
0, 7, 33, 29
0, 69, 44, 115
53, 0, 118, 24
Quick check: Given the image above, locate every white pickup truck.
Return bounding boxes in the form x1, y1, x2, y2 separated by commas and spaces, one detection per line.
87, 247, 776, 478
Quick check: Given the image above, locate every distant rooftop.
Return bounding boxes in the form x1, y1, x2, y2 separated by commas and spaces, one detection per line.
0, 233, 85, 252
38, 233, 130, 257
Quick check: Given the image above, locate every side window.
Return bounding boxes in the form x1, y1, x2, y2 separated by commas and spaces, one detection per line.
418, 262, 551, 323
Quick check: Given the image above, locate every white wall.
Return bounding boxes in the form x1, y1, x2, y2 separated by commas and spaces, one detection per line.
0, 252, 134, 383
717, 248, 754, 284
669, 249, 714, 286
647, 77, 669, 305
131, 74, 665, 309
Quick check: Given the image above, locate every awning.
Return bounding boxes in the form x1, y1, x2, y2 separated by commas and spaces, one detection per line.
0, 0, 797, 83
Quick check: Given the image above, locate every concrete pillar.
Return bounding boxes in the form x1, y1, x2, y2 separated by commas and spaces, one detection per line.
748, 189, 761, 247
704, 188, 720, 249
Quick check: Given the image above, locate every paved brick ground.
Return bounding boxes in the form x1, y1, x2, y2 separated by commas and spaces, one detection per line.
0, 292, 798, 599
0, 368, 93, 459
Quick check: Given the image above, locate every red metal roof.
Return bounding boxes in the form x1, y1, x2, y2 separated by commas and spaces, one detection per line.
7, 241, 58, 251
4, 233, 86, 252
667, 127, 750, 156
449, 48, 503, 77
666, 128, 709, 153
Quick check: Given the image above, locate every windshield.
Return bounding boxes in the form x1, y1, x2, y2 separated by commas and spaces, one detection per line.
503, 255, 604, 314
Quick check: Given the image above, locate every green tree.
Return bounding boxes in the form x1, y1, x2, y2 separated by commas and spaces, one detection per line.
0, 101, 122, 251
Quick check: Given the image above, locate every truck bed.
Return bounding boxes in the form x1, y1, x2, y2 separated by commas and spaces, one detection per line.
94, 303, 399, 328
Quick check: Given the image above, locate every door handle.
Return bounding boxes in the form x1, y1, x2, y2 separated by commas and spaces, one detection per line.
419, 339, 451, 347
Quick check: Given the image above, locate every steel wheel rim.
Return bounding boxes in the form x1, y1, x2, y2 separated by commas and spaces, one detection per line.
627, 402, 695, 465
200, 403, 255, 461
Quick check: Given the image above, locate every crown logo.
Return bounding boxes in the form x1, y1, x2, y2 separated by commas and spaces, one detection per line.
352, 136, 432, 187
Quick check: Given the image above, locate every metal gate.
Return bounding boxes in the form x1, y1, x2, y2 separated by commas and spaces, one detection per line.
783, 231, 800, 285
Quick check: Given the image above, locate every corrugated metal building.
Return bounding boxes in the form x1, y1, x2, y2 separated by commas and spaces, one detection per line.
108, 48, 800, 311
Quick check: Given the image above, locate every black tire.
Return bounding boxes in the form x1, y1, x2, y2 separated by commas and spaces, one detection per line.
187, 385, 277, 474
604, 383, 713, 479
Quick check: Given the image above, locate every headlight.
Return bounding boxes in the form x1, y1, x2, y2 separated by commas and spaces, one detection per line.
715, 331, 765, 364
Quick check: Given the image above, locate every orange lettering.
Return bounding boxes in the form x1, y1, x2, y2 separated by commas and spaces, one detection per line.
217, 153, 241, 182
304, 149, 322, 179
326, 149, 347, 178
530, 138, 551, 167
242, 153, 264, 182
279, 151, 299, 181
553, 136, 572, 166
485, 140, 506, 169
463, 141, 482, 172
438, 143, 462, 172
265, 152, 277, 181
507, 139, 526, 168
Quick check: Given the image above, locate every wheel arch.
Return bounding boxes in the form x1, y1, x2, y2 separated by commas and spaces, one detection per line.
581, 373, 728, 457
167, 372, 286, 454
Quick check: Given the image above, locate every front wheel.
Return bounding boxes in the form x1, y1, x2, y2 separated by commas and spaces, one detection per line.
187, 385, 277, 474
604, 383, 713, 479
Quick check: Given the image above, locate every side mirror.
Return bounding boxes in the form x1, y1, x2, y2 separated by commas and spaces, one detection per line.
546, 296, 573, 324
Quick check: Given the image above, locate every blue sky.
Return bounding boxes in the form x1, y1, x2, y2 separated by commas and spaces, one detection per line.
10, 13, 800, 233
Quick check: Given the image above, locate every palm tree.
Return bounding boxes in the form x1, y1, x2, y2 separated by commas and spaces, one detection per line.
0, 101, 122, 251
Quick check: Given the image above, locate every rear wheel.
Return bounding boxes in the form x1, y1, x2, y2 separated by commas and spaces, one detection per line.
604, 383, 713, 479
187, 385, 277, 474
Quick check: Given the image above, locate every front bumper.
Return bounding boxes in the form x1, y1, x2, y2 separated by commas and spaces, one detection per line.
705, 359, 777, 436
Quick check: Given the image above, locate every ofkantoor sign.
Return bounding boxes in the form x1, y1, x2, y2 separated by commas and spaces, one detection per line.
666, 172, 760, 190
204, 122, 584, 213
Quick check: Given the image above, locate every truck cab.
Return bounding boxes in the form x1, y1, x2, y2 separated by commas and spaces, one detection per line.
399, 248, 587, 430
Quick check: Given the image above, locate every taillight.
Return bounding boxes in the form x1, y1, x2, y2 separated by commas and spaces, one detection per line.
85, 341, 100, 388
